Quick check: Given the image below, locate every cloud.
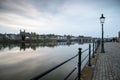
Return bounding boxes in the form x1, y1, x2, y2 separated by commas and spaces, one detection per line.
0, 0, 57, 32
0, 0, 120, 37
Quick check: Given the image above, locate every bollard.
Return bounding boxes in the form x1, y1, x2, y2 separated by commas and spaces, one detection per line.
92, 41, 95, 58
78, 48, 82, 80
88, 44, 91, 66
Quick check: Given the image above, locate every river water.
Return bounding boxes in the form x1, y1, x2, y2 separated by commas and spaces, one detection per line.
0, 42, 90, 80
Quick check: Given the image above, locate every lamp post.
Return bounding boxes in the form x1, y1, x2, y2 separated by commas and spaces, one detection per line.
100, 14, 105, 53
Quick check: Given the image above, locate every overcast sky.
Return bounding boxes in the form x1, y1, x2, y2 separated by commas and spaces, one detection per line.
0, 0, 120, 37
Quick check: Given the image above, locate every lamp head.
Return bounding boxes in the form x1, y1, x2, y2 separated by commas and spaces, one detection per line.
100, 14, 105, 23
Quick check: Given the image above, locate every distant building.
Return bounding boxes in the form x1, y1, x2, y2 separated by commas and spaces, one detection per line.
38, 35, 46, 39
57, 35, 67, 41
20, 29, 26, 41
6, 34, 16, 40
0, 34, 4, 40
20, 30, 32, 41
0, 33, 17, 40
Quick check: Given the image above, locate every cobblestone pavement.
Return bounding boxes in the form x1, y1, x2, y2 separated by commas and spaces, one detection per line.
92, 42, 120, 80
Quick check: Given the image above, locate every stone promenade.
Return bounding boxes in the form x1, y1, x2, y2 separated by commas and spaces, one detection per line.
92, 42, 120, 80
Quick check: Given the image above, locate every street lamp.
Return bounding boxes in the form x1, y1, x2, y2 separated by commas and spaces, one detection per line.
100, 14, 105, 53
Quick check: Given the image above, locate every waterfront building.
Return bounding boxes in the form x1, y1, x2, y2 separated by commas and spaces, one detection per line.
6, 34, 16, 40
0, 34, 4, 40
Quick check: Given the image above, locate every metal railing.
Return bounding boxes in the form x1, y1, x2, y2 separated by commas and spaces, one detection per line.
31, 41, 100, 80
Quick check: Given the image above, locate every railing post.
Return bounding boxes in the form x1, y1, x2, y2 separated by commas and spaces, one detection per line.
78, 48, 82, 80
92, 40, 95, 58
97, 40, 100, 50
88, 44, 91, 66
95, 41, 97, 53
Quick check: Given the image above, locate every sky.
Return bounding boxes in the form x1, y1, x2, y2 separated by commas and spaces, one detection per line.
0, 0, 120, 37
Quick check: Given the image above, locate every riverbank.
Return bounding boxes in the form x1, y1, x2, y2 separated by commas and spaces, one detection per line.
80, 43, 100, 80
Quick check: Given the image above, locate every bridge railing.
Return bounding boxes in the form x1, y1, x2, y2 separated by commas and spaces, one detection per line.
31, 41, 100, 80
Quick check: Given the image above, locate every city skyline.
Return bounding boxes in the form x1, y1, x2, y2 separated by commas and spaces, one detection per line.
0, 0, 120, 37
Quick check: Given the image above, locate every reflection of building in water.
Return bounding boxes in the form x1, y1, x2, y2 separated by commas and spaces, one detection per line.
0, 40, 94, 51
8, 44, 16, 50
0, 43, 17, 50
0, 44, 3, 50
20, 43, 38, 51
20, 43, 25, 51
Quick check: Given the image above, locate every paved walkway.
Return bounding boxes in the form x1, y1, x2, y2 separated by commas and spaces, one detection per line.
92, 42, 120, 80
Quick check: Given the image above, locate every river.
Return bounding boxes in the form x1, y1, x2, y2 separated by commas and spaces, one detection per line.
0, 42, 91, 80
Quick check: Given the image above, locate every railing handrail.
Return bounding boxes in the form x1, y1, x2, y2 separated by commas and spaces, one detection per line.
64, 48, 89, 80
31, 47, 91, 80
81, 53, 89, 64
82, 48, 89, 53
64, 66, 77, 80
31, 42, 99, 80
31, 54, 78, 80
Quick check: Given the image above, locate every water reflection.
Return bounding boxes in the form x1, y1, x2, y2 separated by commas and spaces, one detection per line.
0, 42, 89, 80
0, 42, 83, 51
